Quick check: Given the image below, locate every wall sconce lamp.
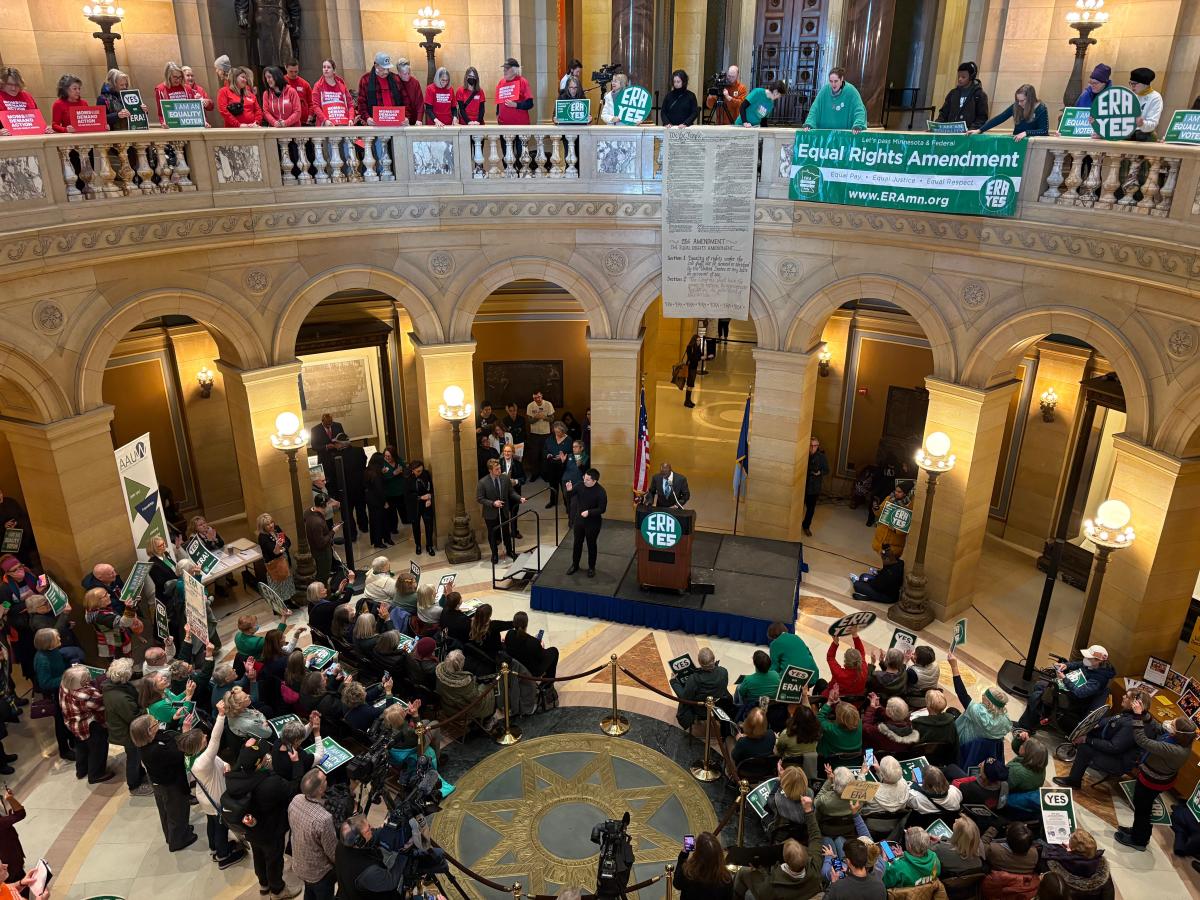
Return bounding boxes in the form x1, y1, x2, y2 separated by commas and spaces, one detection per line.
1039, 387, 1058, 422
197, 366, 215, 399
818, 346, 832, 378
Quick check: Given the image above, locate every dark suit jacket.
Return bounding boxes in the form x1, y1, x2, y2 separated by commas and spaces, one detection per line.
646, 472, 690, 507
337, 445, 368, 503
476, 474, 521, 521
310, 421, 345, 458
497, 456, 525, 488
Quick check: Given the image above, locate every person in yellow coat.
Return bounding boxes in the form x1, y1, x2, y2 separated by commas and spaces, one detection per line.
872, 480, 915, 558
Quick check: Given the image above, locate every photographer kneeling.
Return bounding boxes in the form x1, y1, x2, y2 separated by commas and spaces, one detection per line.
336, 813, 447, 900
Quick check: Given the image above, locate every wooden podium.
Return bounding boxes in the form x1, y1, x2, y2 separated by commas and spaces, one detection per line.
635, 507, 696, 592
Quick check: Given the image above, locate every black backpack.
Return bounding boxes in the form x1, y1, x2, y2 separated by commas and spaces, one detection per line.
219, 772, 264, 841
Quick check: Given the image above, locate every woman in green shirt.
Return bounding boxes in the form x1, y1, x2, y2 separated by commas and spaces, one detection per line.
817, 693, 863, 759
383, 445, 407, 538
734, 81, 786, 127
802, 67, 867, 132
774, 700, 822, 758
1007, 730, 1049, 792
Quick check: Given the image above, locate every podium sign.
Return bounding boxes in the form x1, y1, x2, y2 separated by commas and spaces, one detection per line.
635, 507, 694, 592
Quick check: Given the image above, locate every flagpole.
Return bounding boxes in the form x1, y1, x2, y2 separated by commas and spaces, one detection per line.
731, 382, 752, 537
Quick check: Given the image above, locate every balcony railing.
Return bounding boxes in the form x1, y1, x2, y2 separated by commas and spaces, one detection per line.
1, 126, 1198, 239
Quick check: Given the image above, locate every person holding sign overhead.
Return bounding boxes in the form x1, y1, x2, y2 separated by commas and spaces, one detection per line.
825, 626, 867, 697
973, 83, 1048, 140
312, 59, 353, 125
0, 68, 53, 135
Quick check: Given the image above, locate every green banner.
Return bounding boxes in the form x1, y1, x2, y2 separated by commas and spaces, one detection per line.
44, 578, 69, 615
898, 755, 930, 783
269, 713, 302, 737
185, 536, 220, 576
119, 560, 151, 609
155, 601, 170, 642
952, 618, 967, 649
1057, 107, 1093, 138
1165, 110, 1200, 145
926, 120, 967, 134
1189, 778, 1200, 823
774, 665, 817, 702
303, 645, 337, 669
1090, 87, 1140, 141
612, 86, 651, 125
120, 89, 149, 131
745, 777, 778, 818
555, 98, 591, 124
1119, 780, 1171, 825
877, 501, 913, 534
306, 736, 353, 773
160, 98, 206, 128
789, 130, 1026, 217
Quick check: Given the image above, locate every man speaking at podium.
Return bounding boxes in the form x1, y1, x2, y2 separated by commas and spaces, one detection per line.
643, 463, 690, 508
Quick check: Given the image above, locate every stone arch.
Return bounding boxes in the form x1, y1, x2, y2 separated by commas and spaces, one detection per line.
273, 266, 445, 363
76, 289, 270, 412
0, 344, 72, 423
960, 307, 1152, 443
614, 271, 782, 351
447, 257, 613, 342
1153, 365, 1200, 457
784, 274, 958, 379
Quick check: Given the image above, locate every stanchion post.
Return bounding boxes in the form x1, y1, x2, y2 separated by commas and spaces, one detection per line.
664, 864, 675, 900
600, 653, 630, 736
690, 696, 721, 782
737, 779, 749, 847
510, 883, 521, 899
496, 661, 522, 746
415, 720, 426, 756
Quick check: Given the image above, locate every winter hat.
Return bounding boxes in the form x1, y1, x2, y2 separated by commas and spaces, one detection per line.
0, 558, 20, 573
213, 54, 232, 75
1089, 63, 1111, 83
415, 637, 437, 659
1130, 67, 1156, 86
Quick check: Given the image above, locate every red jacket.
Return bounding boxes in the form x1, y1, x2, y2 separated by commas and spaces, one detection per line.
154, 81, 200, 126
262, 85, 303, 127
217, 85, 261, 127
495, 76, 532, 125
311, 75, 353, 124
285, 74, 312, 122
51, 97, 96, 133
825, 635, 867, 696
191, 83, 214, 110
355, 71, 422, 125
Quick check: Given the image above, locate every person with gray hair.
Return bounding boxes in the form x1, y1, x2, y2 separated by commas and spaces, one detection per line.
815, 765, 857, 838
102, 656, 152, 795
674, 647, 730, 731
863, 694, 921, 757
425, 66, 457, 125
210, 659, 257, 713
289, 767, 338, 898
363, 557, 396, 605
882, 826, 940, 888
862, 755, 909, 815
435, 648, 498, 727
867, 647, 908, 701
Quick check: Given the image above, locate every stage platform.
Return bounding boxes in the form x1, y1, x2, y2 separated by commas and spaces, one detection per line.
529, 521, 805, 644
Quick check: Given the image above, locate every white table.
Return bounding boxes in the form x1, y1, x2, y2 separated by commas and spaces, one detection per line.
201, 538, 263, 586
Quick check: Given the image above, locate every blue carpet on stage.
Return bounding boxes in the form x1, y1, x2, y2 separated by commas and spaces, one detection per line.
530, 522, 805, 644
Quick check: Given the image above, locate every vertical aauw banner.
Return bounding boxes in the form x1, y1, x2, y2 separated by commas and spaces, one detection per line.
788, 131, 1028, 217
114, 433, 169, 560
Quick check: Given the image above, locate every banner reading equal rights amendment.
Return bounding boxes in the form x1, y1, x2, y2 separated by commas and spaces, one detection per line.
788, 131, 1027, 218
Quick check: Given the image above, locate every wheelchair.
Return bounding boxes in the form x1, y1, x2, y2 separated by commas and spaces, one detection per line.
1025, 654, 1109, 764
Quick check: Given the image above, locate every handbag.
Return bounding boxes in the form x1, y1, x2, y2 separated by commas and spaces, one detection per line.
30, 696, 55, 720
266, 555, 290, 583
670, 361, 688, 390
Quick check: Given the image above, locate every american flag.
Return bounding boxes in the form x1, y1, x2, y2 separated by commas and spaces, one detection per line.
633, 386, 651, 494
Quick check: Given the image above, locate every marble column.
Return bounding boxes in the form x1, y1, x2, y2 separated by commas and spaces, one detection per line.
611, 0, 655, 88
588, 338, 642, 524
742, 349, 819, 541
838, 0, 896, 126
0, 408, 132, 657
1090, 437, 1200, 674
218, 361, 305, 541
412, 341, 482, 546
912, 377, 1019, 619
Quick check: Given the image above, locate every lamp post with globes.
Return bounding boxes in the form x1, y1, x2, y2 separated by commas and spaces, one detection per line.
1062, 0, 1110, 107
270, 411, 315, 595
438, 385, 481, 564
1070, 499, 1134, 657
413, 6, 446, 87
888, 431, 956, 630
83, 4, 126, 72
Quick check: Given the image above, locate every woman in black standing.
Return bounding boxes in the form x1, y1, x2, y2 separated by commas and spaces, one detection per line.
683, 333, 702, 408
673, 832, 733, 899
404, 460, 437, 556
662, 70, 699, 126
364, 452, 390, 550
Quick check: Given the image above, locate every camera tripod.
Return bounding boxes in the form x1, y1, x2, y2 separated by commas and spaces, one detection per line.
404, 867, 470, 900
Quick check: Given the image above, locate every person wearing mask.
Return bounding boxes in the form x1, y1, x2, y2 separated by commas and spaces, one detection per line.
1114, 697, 1196, 851
289, 768, 339, 899
224, 740, 304, 899
600, 73, 629, 124
98, 68, 145, 130
1017, 644, 1115, 732
802, 436, 829, 537
51, 74, 94, 134
802, 67, 866, 132
705, 65, 746, 126
456, 67, 486, 124
404, 459, 437, 556
218, 67, 261, 127
565, 468, 606, 577
0, 67, 54, 135
176, 702, 246, 869
981, 822, 1039, 899
131, 714, 197, 851
674, 831, 733, 899
936, 61, 989, 129
662, 70, 699, 126
1074, 63, 1111, 108
496, 58, 534, 126
675, 647, 729, 730
425, 67, 457, 126
767, 621, 818, 679
102, 657, 152, 796
356, 52, 406, 125
974, 83, 1047, 140
734, 80, 786, 127
1126, 67, 1162, 141
261, 65, 303, 127
824, 837, 885, 899
283, 60, 312, 123
311, 58, 353, 125
1053, 688, 1147, 789
559, 59, 583, 92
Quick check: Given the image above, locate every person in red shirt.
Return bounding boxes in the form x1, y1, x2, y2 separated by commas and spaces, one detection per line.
217, 67, 261, 127
456, 66, 486, 124
284, 59, 313, 124
0, 66, 53, 135
261, 65, 302, 127
394, 58, 424, 126
182, 65, 213, 111
154, 61, 200, 126
356, 52, 407, 125
825, 625, 868, 697
51, 74, 98, 134
424, 67, 457, 126
312, 58, 353, 125
495, 57, 534, 126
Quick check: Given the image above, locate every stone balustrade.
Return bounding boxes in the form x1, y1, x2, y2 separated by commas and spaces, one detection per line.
2, 126, 1199, 241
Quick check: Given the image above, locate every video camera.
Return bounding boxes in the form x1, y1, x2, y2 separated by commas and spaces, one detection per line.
592, 62, 622, 87
591, 811, 634, 897
706, 71, 727, 97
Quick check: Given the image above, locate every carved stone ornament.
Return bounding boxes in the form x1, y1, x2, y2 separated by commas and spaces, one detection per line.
243, 268, 270, 294
429, 251, 454, 278
602, 248, 628, 276
777, 258, 802, 284
961, 279, 989, 310
1168, 326, 1197, 360
33, 300, 65, 335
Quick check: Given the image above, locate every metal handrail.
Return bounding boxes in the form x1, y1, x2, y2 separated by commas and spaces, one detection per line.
489, 505, 544, 589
